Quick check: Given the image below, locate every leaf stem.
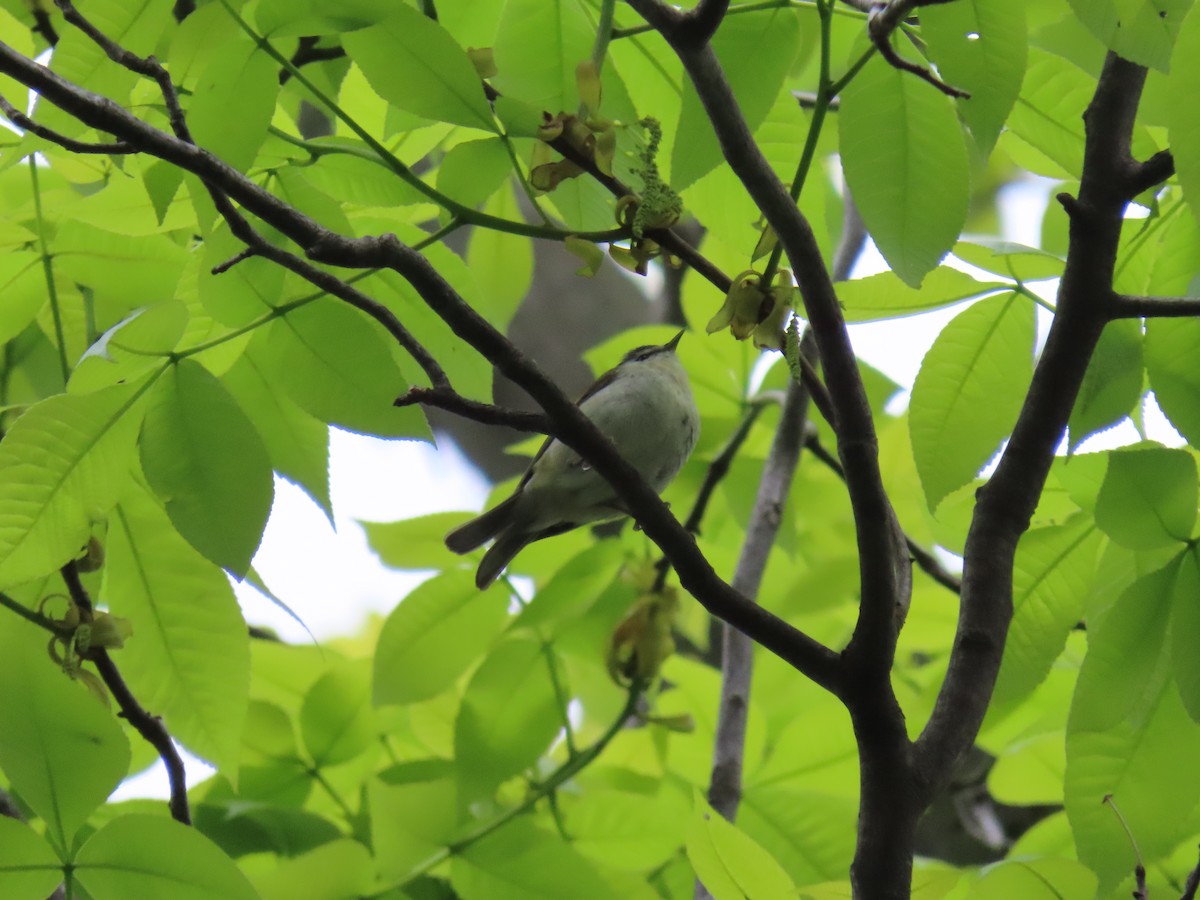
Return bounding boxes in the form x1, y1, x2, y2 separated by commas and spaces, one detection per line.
29, 157, 69, 384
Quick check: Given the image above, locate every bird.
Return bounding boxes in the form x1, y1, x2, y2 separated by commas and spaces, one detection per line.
445, 331, 700, 589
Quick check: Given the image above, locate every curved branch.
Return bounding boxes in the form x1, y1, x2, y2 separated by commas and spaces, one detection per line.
395, 387, 551, 432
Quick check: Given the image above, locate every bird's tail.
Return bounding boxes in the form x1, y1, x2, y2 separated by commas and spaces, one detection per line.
474, 530, 530, 589
444, 495, 521, 555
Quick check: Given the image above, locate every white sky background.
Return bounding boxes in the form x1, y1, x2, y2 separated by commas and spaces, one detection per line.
115, 176, 1184, 798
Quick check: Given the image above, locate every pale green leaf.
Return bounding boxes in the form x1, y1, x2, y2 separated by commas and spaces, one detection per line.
186, 37, 278, 173
363, 512, 467, 571
106, 484, 251, 776
672, 9, 801, 190
0, 381, 148, 587
839, 48, 970, 286
1005, 49, 1094, 177
300, 662, 376, 767
51, 220, 187, 313
1171, 547, 1200, 721
1094, 445, 1197, 549
968, 858, 1097, 899
139, 360, 273, 576
686, 792, 796, 900
0, 252, 48, 344
343, 6, 497, 132
921, 0, 1028, 153
467, 183, 534, 328
74, 814, 258, 900
0, 616, 130, 851
0, 816, 61, 900
251, 838, 372, 900
436, 138, 514, 210
1066, 557, 1200, 891
990, 516, 1103, 712
369, 762, 459, 883
1146, 316, 1200, 444
254, 299, 425, 439
1068, 319, 1144, 450
952, 240, 1065, 282
738, 788, 858, 886
373, 571, 510, 705
256, 0, 392, 36
1067, 0, 1194, 71
909, 293, 1036, 510
454, 636, 563, 805
564, 787, 689, 872
836, 266, 1002, 323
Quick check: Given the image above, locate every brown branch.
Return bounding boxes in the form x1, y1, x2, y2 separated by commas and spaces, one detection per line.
1127, 148, 1174, 198
867, 1, 969, 98
395, 387, 551, 432
280, 37, 346, 85
914, 53, 1152, 808
0, 92, 132, 153
1182, 844, 1200, 900
0, 590, 70, 637
1110, 294, 1200, 319
0, 34, 843, 692
32, 8, 59, 46
60, 563, 190, 825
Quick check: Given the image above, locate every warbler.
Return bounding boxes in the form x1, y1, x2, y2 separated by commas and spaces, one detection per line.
446, 331, 700, 588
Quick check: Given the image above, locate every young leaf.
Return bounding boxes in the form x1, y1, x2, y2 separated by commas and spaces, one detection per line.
1094, 445, 1198, 549
467, 183, 534, 328
839, 48, 970, 287
909, 292, 1035, 510
1169, 9, 1200, 228
686, 791, 796, 900
74, 814, 258, 900
0, 380, 148, 587
139, 360, 273, 576
836, 266, 1002, 323
373, 571, 510, 706
343, 5, 497, 133
369, 763, 459, 883
1067, 0, 1193, 72
105, 484, 251, 777
186, 37, 279, 173
0, 617, 130, 852
300, 662, 376, 767
436, 138, 513, 210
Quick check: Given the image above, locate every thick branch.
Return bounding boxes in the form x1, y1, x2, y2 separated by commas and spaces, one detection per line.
913, 54, 1151, 801
0, 39, 843, 691
625, 2, 904, 682
61, 563, 190, 825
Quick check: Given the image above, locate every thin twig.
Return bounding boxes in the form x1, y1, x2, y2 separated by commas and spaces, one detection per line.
0, 92, 132, 153
395, 387, 551, 432
1181, 844, 1200, 900
867, 0, 969, 98
61, 563, 191, 825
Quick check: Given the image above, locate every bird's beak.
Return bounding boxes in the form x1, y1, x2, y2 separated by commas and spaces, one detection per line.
665, 330, 685, 352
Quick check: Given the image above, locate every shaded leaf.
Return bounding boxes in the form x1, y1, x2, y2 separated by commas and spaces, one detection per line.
1094, 445, 1197, 549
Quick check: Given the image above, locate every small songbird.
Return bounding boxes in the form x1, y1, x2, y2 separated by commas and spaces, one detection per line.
446, 331, 700, 588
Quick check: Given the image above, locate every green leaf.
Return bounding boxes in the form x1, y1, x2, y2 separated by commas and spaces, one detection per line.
1067, 0, 1194, 71
836, 266, 1002, 323
254, 300, 426, 439
672, 9, 802, 190
1168, 12, 1200, 227
1146, 316, 1200, 444
106, 484, 251, 776
1068, 319, 1144, 451
909, 293, 1036, 510
686, 792, 796, 900
452, 818, 622, 900
467, 184, 534, 329
737, 788, 858, 885
511, 540, 624, 633
255, 0, 392, 36
139, 360, 273, 576
0, 816, 62, 900
968, 858, 1097, 898
52, 221, 188, 313
369, 762, 459, 883
921, 0, 1028, 153
221, 354, 332, 521
0, 252, 45, 345
199, 225, 285, 327
990, 516, 1103, 712
1094, 445, 1198, 549
0, 617, 130, 852
374, 571, 510, 705
186, 37, 278, 173
1171, 547, 1200, 721
300, 662, 376, 767
74, 814, 258, 900
250, 838, 373, 900
1065, 557, 1200, 891
564, 787, 689, 872
436, 138, 514, 210
343, 6, 497, 132
952, 240, 1065, 282
364, 512, 471, 571
454, 636, 563, 805
0, 380, 148, 587
1005, 49, 1093, 178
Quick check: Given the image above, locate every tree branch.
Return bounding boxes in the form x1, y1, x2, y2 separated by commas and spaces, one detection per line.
1110, 294, 1200, 319
1182, 844, 1200, 900
0, 33, 843, 692
60, 563, 191, 825
395, 387, 551, 432
866, 0, 969, 98
914, 54, 1151, 804
0, 92, 132, 153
